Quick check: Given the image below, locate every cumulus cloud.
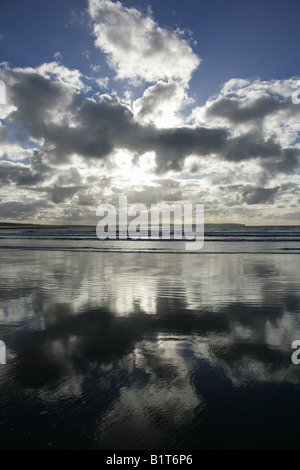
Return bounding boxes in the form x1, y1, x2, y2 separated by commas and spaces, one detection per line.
0, 152, 51, 187
193, 77, 300, 147
14, 61, 88, 93
0, 123, 8, 143
1, 36, 300, 223
220, 131, 300, 176
114, 179, 183, 205
0, 161, 44, 187
206, 95, 288, 124
88, 0, 200, 84
1, 66, 227, 170
2, 68, 131, 161
0, 200, 52, 220
225, 185, 280, 205
46, 185, 84, 204
1, 65, 300, 178
133, 80, 193, 127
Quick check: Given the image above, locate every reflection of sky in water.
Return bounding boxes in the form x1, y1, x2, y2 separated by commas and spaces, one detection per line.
0, 250, 300, 449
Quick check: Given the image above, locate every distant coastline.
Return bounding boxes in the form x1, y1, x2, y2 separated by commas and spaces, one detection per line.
0, 223, 96, 230
0, 222, 299, 230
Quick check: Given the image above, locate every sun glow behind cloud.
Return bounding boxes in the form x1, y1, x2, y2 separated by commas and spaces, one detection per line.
0, 0, 299, 225
110, 150, 156, 186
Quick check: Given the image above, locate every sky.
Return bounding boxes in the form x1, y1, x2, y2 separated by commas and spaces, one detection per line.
0, 0, 300, 225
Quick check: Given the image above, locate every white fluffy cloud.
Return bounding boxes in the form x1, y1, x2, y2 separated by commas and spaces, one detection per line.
88, 0, 200, 84
133, 80, 194, 128
15, 61, 89, 92
1, 0, 300, 225
1, 61, 300, 223
192, 77, 300, 148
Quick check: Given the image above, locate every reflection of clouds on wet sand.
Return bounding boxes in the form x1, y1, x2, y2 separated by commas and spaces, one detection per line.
0, 250, 300, 448
1, 251, 299, 318
97, 340, 204, 449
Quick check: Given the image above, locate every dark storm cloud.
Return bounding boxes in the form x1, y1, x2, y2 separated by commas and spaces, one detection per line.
241, 186, 280, 205
223, 131, 281, 162
221, 132, 300, 175
0, 200, 51, 219
0, 124, 8, 142
2, 68, 230, 170
6, 70, 67, 138
16, 172, 45, 186
0, 161, 44, 187
0, 152, 52, 187
260, 148, 300, 175
145, 127, 229, 173
221, 184, 281, 205
48, 186, 83, 204
4, 69, 133, 161
0, 161, 29, 186
77, 192, 98, 206
124, 125, 229, 173
1, 67, 299, 177
31, 185, 85, 203
279, 182, 300, 194
206, 95, 291, 123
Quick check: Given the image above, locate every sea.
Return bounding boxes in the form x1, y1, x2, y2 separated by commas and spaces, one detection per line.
0, 225, 300, 449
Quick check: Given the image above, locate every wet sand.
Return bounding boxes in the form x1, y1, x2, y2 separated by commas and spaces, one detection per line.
0, 250, 300, 449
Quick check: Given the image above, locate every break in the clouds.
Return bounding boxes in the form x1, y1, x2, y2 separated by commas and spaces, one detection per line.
0, 0, 300, 224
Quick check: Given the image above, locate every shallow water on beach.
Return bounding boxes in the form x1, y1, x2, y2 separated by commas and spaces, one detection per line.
0, 249, 300, 449
0, 225, 300, 253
